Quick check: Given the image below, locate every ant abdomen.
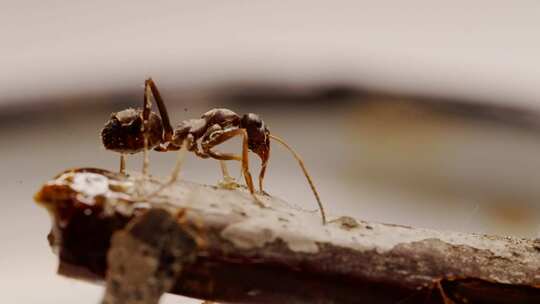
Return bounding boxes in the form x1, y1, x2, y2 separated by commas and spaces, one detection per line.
101, 108, 163, 153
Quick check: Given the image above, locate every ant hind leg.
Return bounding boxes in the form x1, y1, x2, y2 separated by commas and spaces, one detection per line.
145, 78, 174, 142
132, 83, 153, 197
141, 80, 153, 178
140, 139, 190, 200
119, 153, 127, 175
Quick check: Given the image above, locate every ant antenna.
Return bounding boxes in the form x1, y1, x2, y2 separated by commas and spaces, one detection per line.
269, 134, 327, 224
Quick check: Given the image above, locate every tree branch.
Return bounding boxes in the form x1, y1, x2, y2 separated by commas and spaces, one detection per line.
35, 168, 540, 304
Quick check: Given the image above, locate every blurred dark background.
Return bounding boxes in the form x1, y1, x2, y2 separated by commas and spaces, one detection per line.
2, 2, 540, 303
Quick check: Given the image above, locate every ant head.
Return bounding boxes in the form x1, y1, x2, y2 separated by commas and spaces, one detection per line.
241, 113, 270, 163
101, 108, 163, 154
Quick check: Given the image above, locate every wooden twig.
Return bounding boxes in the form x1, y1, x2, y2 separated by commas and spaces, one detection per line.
35, 168, 540, 304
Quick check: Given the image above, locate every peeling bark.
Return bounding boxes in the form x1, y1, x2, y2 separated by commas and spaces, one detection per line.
35, 168, 540, 304
102, 209, 198, 304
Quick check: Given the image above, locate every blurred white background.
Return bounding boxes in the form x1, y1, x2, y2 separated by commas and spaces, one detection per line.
2, 1, 540, 303
3, 1, 540, 106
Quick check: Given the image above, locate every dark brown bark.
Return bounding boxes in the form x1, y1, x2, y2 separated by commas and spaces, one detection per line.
35, 168, 540, 304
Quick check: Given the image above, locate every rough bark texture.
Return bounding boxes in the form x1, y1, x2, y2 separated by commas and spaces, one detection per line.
102, 209, 198, 304
35, 168, 540, 304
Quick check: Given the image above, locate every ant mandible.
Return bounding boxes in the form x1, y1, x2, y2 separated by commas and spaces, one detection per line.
101, 78, 327, 224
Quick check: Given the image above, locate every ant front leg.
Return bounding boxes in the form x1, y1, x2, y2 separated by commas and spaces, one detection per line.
202, 129, 264, 207
258, 154, 269, 195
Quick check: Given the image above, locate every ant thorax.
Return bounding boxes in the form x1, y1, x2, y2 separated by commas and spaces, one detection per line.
172, 109, 242, 146
201, 108, 241, 129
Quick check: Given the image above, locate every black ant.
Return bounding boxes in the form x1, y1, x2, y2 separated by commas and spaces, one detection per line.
101, 78, 327, 224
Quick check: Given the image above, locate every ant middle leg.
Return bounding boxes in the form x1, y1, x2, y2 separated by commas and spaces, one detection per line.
140, 138, 190, 199
204, 149, 253, 191
202, 129, 264, 206
218, 160, 240, 190
167, 139, 190, 184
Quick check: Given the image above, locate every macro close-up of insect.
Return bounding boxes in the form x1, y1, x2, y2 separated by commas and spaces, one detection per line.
7, 3, 540, 303
101, 78, 327, 224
